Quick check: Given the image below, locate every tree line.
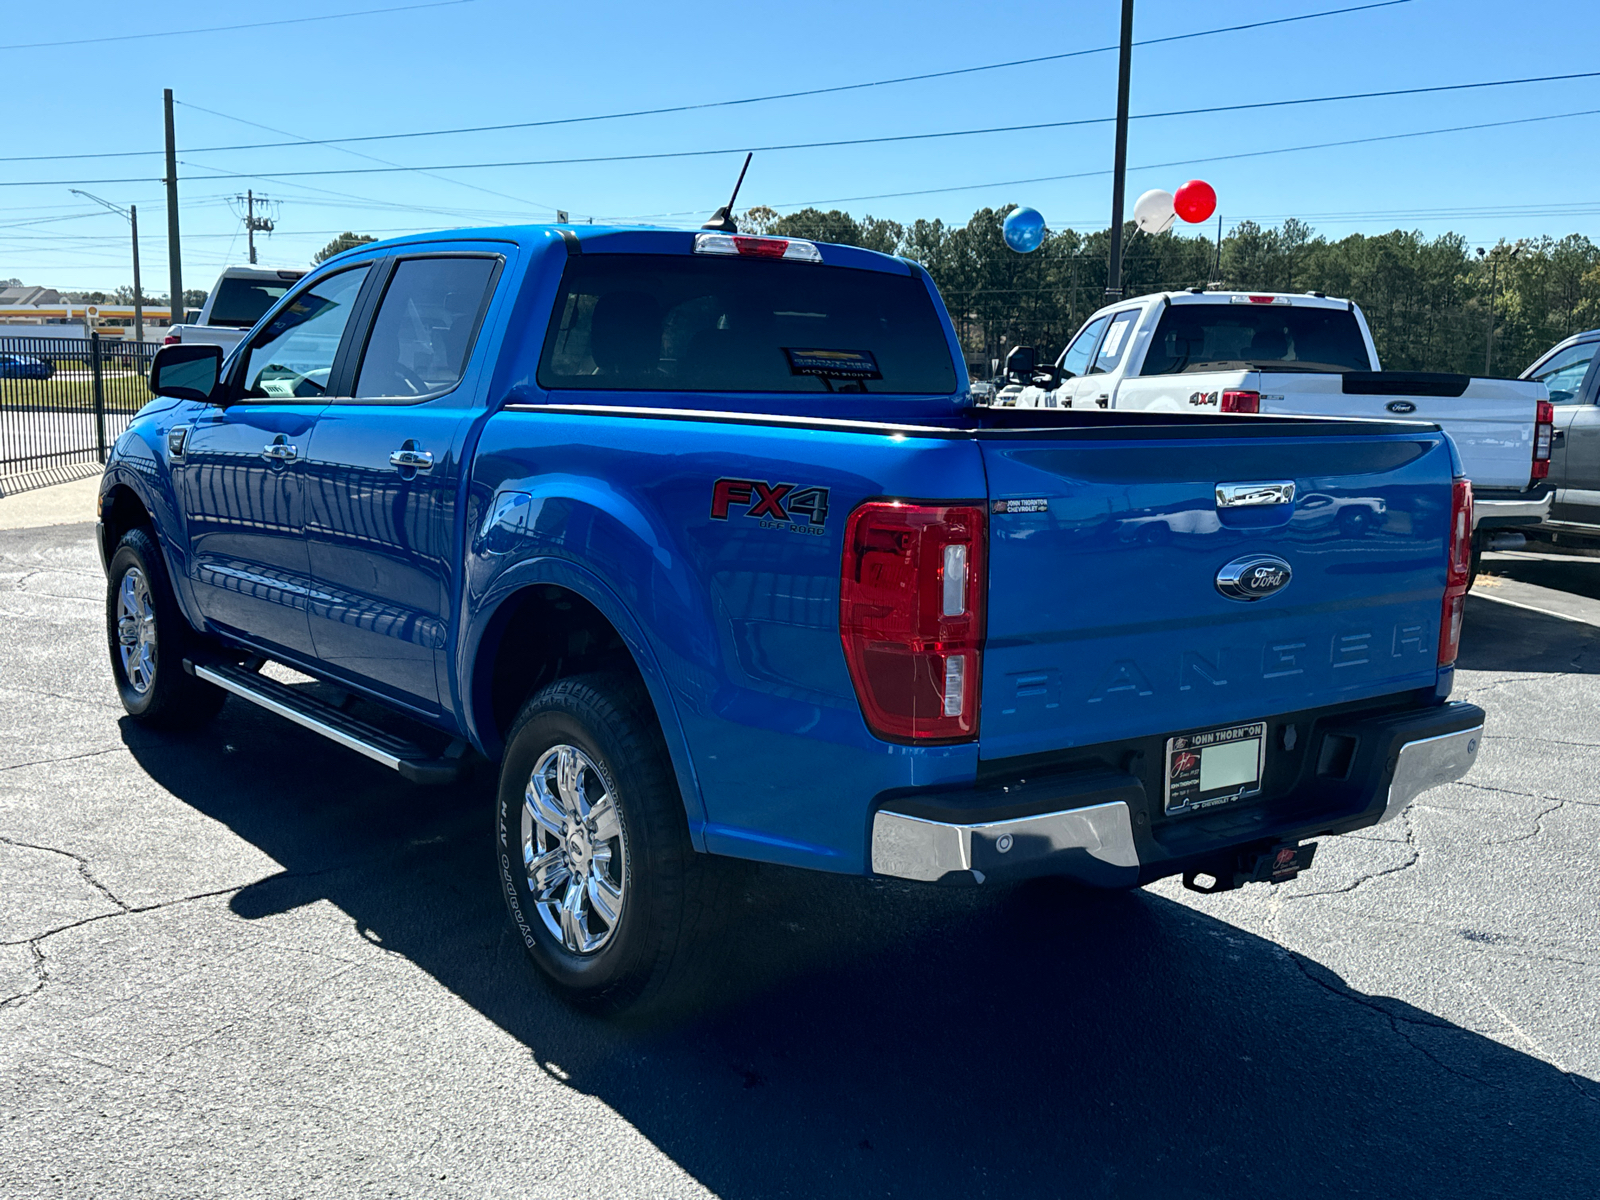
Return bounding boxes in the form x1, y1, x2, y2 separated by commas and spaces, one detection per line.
744, 204, 1600, 377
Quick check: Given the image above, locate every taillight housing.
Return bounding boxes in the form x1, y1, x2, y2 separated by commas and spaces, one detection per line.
1532, 399, 1554, 480
1221, 389, 1260, 413
693, 232, 823, 263
163, 333, 181, 345
1439, 478, 1473, 666
840, 502, 985, 742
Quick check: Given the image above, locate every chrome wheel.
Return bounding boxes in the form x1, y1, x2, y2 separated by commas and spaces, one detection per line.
522, 744, 628, 954
116, 566, 157, 695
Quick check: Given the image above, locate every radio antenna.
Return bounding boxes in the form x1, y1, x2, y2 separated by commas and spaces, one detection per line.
701, 152, 753, 233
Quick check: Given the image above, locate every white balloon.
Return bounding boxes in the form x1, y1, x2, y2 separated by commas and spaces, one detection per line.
1133, 188, 1176, 234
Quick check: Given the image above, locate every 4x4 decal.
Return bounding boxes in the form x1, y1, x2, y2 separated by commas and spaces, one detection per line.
711, 478, 830, 534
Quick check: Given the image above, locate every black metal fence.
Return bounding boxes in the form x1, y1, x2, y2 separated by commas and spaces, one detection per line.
0, 333, 156, 493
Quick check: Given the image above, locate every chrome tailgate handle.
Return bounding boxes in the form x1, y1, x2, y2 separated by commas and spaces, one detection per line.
1216, 480, 1295, 507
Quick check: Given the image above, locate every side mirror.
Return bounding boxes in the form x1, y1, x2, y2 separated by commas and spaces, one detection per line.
149, 342, 222, 403
1004, 345, 1036, 382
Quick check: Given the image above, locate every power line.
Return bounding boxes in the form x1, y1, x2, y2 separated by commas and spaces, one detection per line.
8, 68, 1599, 189
179, 98, 562, 216
0, 1, 1414, 164
0, 0, 475, 52
761, 106, 1600, 211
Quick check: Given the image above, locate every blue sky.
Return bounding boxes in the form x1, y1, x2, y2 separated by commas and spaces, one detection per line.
3, 0, 1597, 292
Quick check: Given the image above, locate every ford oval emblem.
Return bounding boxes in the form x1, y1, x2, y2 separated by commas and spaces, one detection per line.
1386, 400, 1417, 414
1216, 555, 1293, 601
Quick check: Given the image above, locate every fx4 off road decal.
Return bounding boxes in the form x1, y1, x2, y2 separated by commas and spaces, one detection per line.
710, 478, 830, 535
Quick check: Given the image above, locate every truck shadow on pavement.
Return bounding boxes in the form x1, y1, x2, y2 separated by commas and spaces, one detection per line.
124, 705, 1599, 1200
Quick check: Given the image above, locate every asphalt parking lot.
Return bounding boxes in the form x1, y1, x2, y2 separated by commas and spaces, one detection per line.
2, 512, 1597, 1199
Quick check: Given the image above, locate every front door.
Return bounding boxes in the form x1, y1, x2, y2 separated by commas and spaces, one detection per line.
1528, 338, 1600, 523
1054, 314, 1109, 408
303, 252, 503, 709
179, 265, 372, 657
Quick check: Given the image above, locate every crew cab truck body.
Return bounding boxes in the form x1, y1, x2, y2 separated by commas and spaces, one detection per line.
1015, 291, 1554, 564
161, 265, 307, 354
101, 227, 1484, 1009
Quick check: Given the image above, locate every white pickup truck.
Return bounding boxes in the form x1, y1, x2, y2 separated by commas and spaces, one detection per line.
1012, 290, 1554, 555
161, 265, 306, 353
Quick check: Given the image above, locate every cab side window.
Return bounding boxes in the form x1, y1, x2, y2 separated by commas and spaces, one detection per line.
1090, 311, 1138, 375
239, 267, 369, 400
354, 257, 499, 400
1529, 341, 1598, 404
1059, 316, 1109, 379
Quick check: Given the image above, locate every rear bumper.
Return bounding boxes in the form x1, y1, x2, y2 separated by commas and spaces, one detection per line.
1473, 483, 1551, 528
870, 700, 1484, 887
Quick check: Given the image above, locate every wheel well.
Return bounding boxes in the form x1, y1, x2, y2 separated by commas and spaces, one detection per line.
473, 584, 646, 749
99, 484, 152, 561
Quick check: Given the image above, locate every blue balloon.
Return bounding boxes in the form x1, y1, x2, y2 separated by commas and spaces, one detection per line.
1003, 206, 1046, 253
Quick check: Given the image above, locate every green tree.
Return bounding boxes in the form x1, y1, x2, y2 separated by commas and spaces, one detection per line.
705, 203, 1600, 375
314, 232, 378, 264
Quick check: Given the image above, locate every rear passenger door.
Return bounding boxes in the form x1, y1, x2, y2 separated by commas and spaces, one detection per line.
301, 250, 505, 710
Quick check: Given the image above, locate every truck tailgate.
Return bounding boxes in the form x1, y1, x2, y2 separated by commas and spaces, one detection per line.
1257, 372, 1539, 489
977, 425, 1452, 761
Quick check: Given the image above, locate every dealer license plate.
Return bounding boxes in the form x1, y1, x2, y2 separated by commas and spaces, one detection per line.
1164, 721, 1267, 815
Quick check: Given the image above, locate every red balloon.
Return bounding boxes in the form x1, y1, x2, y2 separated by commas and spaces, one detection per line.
1174, 179, 1217, 224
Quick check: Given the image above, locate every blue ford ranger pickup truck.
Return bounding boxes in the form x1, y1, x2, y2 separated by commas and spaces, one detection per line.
100, 225, 1484, 1010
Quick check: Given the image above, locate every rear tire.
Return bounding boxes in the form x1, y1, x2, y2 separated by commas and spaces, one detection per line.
495, 673, 722, 1014
105, 527, 225, 728
1466, 536, 1483, 593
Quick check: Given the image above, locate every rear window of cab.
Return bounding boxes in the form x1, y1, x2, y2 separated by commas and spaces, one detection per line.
537, 254, 957, 395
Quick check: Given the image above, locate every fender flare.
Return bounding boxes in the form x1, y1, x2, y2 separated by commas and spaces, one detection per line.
98, 455, 205, 630
459, 554, 709, 850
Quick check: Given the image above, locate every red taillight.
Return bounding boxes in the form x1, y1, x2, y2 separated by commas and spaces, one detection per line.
840, 501, 985, 742
1532, 399, 1554, 480
732, 236, 788, 258
1221, 389, 1260, 413
163, 333, 181, 345
1439, 479, 1473, 666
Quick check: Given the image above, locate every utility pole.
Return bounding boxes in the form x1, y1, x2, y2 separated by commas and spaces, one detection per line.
163, 88, 182, 323
69, 189, 143, 344
233, 190, 276, 264
130, 205, 142, 343
1212, 210, 1223, 286
1103, 0, 1135, 302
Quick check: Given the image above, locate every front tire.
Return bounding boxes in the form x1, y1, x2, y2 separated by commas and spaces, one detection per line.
495, 673, 720, 1014
105, 526, 224, 728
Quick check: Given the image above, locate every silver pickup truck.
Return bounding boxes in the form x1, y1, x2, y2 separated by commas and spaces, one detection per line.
1011, 291, 1554, 561
161, 266, 305, 353
1519, 328, 1600, 539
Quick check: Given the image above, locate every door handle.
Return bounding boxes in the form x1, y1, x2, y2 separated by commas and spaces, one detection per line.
389, 446, 434, 471
260, 439, 298, 463
1553, 428, 1566, 443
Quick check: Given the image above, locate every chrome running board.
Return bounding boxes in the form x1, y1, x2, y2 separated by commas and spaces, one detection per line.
191, 661, 463, 785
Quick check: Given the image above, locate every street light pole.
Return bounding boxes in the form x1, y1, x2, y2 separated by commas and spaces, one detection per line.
1478, 244, 1521, 376
69, 189, 144, 345
1104, 0, 1135, 302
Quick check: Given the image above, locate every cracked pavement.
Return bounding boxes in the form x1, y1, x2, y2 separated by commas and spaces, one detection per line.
1, 521, 1597, 1199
